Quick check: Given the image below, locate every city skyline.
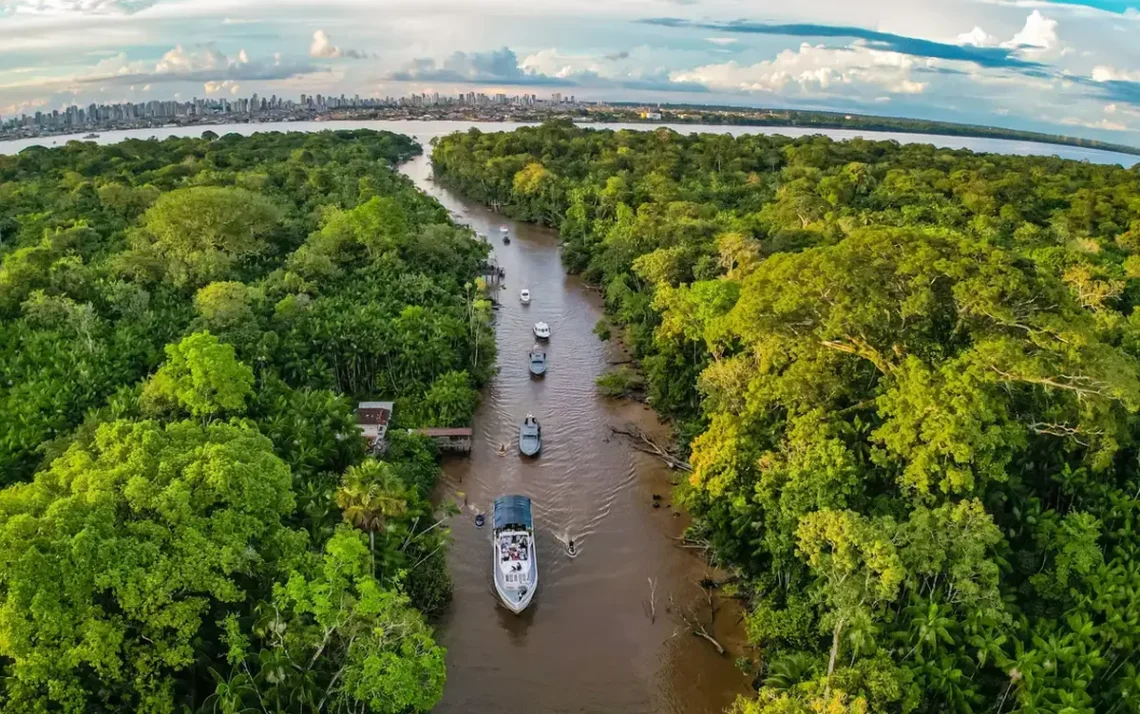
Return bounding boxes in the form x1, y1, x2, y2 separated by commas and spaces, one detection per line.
0, 90, 583, 135
1, 0, 1140, 142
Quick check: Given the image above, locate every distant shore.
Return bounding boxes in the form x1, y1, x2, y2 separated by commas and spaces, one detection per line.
4, 102, 1138, 160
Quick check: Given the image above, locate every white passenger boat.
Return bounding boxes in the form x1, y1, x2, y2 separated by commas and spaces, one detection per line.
493, 495, 538, 614
520, 288, 531, 304
533, 321, 550, 340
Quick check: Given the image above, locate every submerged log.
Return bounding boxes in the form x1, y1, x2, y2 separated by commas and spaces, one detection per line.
609, 424, 692, 472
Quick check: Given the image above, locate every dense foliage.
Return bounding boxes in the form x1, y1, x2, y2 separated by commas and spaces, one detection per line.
433, 122, 1140, 714
0, 130, 495, 712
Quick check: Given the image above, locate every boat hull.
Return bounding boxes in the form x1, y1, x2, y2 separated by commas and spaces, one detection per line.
529, 352, 547, 376
495, 576, 537, 613
519, 437, 541, 456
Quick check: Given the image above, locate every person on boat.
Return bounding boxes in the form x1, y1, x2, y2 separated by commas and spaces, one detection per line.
567, 539, 576, 556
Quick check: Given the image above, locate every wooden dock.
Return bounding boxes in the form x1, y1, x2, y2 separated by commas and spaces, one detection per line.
411, 427, 474, 454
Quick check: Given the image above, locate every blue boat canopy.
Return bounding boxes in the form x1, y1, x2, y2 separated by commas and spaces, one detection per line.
494, 494, 533, 529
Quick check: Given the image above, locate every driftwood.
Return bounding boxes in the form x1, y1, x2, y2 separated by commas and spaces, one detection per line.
670, 587, 726, 656
669, 535, 711, 552
645, 577, 658, 623
610, 424, 692, 472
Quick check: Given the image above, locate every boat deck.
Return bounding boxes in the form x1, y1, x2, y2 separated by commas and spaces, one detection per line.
497, 530, 533, 586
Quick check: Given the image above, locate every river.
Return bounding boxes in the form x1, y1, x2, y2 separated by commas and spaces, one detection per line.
400, 145, 749, 713
1, 119, 1139, 166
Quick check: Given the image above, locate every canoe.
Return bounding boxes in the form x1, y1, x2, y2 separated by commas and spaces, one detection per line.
492, 495, 537, 613
519, 414, 541, 456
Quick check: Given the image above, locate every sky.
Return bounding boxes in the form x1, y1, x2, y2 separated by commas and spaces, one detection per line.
2, 0, 1140, 144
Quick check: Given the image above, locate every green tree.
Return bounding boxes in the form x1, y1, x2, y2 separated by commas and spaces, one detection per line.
0, 419, 302, 714
141, 331, 254, 419
335, 459, 410, 566
423, 370, 479, 427
140, 186, 282, 286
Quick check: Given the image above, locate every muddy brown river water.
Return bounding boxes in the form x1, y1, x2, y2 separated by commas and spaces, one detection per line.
399, 148, 749, 714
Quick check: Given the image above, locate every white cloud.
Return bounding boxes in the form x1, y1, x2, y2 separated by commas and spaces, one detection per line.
309, 29, 366, 59
956, 11, 1061, 58
669, 42, 929, 97
204, 79, 241, 94
1059, 116, 1129, 131
0, 97, 48, 116
2, 0, 154, 16
956, 26, 999, 46
706, 37, 738, 46
1003, 9, 1059, 56
68, 45, 319, 86
1091, 65, 1140, 82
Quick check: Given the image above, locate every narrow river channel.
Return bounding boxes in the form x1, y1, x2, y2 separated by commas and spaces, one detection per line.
400, 146, 749, 713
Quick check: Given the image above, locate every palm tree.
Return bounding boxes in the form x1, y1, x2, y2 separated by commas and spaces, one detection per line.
763, 651, 819, 691
335, 459, 409, 572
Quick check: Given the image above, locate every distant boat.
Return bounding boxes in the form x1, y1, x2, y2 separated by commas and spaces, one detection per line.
492, 495, 537, 614
533, 322, 550, 340
503, 235, 511, 245
83, 133, 99, 139
500, 225, 510, 235
520, 288, 531, 304
475, 513, 485, 528
519, 414, 541, 456
529, 348, 547, 376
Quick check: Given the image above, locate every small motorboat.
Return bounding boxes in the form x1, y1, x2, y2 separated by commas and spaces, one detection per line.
503, 235, 511, 245
529, 348, 547, 377
519, 414, 541, 456
520, 288, 531, 304
493, 495, 538, 613
567, 540, 578, 558
475, 513, 485, 529
533, 322, 551, 340
500, 225, 510, 235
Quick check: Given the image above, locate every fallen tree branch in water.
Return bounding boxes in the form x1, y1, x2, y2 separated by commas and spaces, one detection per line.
671, 593, 725, 655
610, 424, 692, 472
646, 577, 658, 624
668, 534, 711, 552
